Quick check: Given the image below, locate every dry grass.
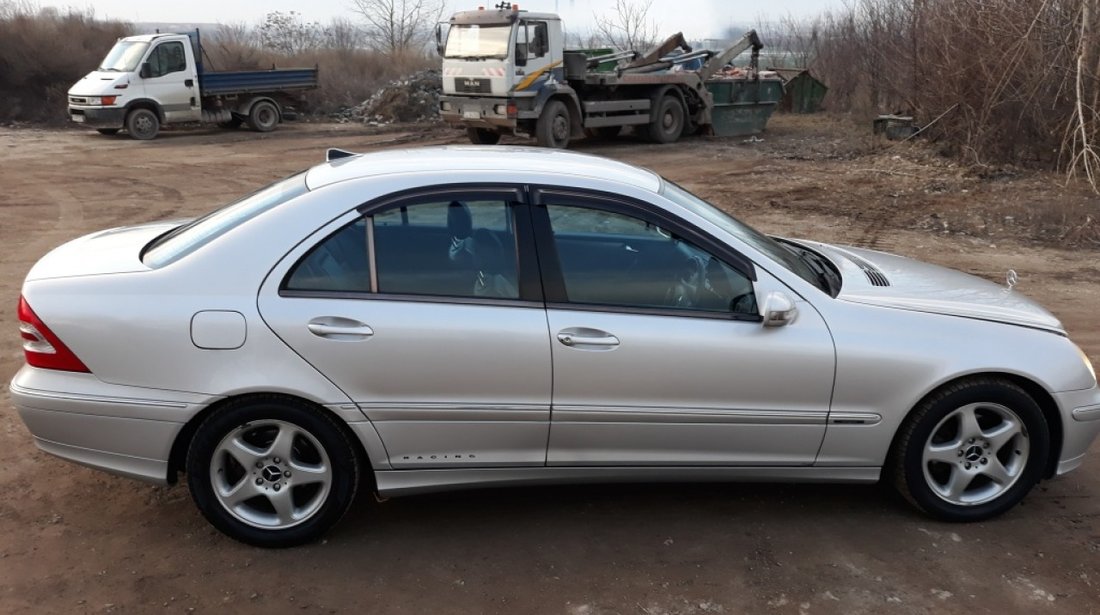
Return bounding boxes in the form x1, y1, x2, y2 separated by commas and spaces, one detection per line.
779, 0, 1100, 194
0, 2, 130, 123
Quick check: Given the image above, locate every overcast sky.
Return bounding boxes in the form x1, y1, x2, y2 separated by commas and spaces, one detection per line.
46, 0, 842, 39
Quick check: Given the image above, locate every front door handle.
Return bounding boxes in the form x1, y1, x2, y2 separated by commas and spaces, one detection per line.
557, 327, 620, 349
307, 317, 374, 341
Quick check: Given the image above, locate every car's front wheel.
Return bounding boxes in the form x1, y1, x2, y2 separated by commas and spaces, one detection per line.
891, 378, 1049, 521
186, 396, 360, 547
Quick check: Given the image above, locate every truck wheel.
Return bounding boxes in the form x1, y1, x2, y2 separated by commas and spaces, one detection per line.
648, 95, 685, 144
96, 128, 119, 136
126, 108, 160, 140
536, 100, 571, 149
466, 127, 501, 145
248, 101, 280, 133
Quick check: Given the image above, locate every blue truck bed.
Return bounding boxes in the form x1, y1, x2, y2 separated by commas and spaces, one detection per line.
198, 69, 318, 97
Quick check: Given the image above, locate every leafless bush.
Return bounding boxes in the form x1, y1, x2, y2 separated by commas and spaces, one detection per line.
0, 2, 130, 123
805, 0, 1100, 191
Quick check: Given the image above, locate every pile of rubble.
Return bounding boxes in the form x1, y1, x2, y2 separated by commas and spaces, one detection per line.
336, 69, 443, 125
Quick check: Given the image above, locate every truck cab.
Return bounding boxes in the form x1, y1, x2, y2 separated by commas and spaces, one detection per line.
68, 33, 203, 138
439, 6, 567, 144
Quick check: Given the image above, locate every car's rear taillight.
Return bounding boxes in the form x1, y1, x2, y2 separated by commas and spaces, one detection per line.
17, 295, 90, 373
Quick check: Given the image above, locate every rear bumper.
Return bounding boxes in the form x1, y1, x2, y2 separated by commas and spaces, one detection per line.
1054, 385, 1100, 475
9, 366, 212, 484
68, 106, 125, 128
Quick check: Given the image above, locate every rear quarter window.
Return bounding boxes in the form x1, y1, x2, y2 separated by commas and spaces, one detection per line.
142, 173, 308, 268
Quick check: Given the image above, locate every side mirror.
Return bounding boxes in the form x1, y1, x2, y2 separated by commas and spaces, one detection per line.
761, 291, 798, 327
435, 24, 444, 56
139, 62, 152, 79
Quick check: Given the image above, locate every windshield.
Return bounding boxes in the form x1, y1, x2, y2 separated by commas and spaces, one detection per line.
99, 40, 150, 72
660, 180, 827, 293
143, 173, 309, 268
444, 24, 512, 59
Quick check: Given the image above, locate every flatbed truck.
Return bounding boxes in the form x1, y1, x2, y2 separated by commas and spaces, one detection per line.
67, 30, 317, 140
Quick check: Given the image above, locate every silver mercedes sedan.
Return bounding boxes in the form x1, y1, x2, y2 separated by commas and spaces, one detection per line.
11, 147, 1100, 547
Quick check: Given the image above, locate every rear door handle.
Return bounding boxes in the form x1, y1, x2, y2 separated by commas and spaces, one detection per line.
557, 327, 620, 349
307, 317, 374, 340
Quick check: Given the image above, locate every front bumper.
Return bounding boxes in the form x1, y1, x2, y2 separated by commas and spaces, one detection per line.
1054, 384, 1100, 475
68, 105, 126, 129
439, 95, 539, 132
440, 96, 515, 130
9, 366, 212, 484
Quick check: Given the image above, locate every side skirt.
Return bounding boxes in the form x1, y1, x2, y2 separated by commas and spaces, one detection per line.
374, 466, 881, 497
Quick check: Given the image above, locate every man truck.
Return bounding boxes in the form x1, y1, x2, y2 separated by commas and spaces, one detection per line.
67, 31, 317, 140
437, 3, 778, 148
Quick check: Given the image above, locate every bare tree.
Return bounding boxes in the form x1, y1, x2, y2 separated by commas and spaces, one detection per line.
594, 0, 658, 52
350, 0, 445, 54
260, 11, 327, 54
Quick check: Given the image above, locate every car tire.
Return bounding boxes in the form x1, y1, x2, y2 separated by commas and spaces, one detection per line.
125, 108, 159, 140
248, 100, 280, 132
536, 99, 571, 148
96, 128, 119, 136
466, 127, 502, 145
186, 395, 360, 548
647, 94, 685, 144
890, 378, 1049, 521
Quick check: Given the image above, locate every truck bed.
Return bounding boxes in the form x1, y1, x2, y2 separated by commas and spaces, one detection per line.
198, 69, 318, 97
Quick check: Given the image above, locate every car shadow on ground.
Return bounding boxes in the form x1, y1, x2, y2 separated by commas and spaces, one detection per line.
331, 481, 920, 547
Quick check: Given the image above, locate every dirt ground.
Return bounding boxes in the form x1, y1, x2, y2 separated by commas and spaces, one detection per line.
1, 116, 1099, 615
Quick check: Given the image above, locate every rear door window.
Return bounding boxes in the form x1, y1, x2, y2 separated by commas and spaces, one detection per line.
374, 199, 518, 299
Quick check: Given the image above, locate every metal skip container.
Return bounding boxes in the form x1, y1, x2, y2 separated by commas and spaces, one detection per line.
705, 77, 783, 137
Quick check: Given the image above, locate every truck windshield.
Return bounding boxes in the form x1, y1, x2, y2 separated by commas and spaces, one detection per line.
444, 24, 512, 59
142, 172, 309, 268
660, 180, 831, 294
99, 40, 150, 72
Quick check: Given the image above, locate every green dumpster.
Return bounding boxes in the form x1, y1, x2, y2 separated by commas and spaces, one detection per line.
705, 77, 783, 137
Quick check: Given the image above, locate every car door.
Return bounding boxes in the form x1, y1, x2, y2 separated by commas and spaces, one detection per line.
141, 40, 200, 122
257, 186, 553, 469
531, 188, 836, 466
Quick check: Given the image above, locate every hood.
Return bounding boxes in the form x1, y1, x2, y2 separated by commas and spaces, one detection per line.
801, 241, 1064, 333
26, 221, 179, 282
69, 71, 131, 96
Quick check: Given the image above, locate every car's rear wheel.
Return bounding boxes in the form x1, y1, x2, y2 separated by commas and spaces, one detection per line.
891, 378, 1049, 521
186, 396, 359, 547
